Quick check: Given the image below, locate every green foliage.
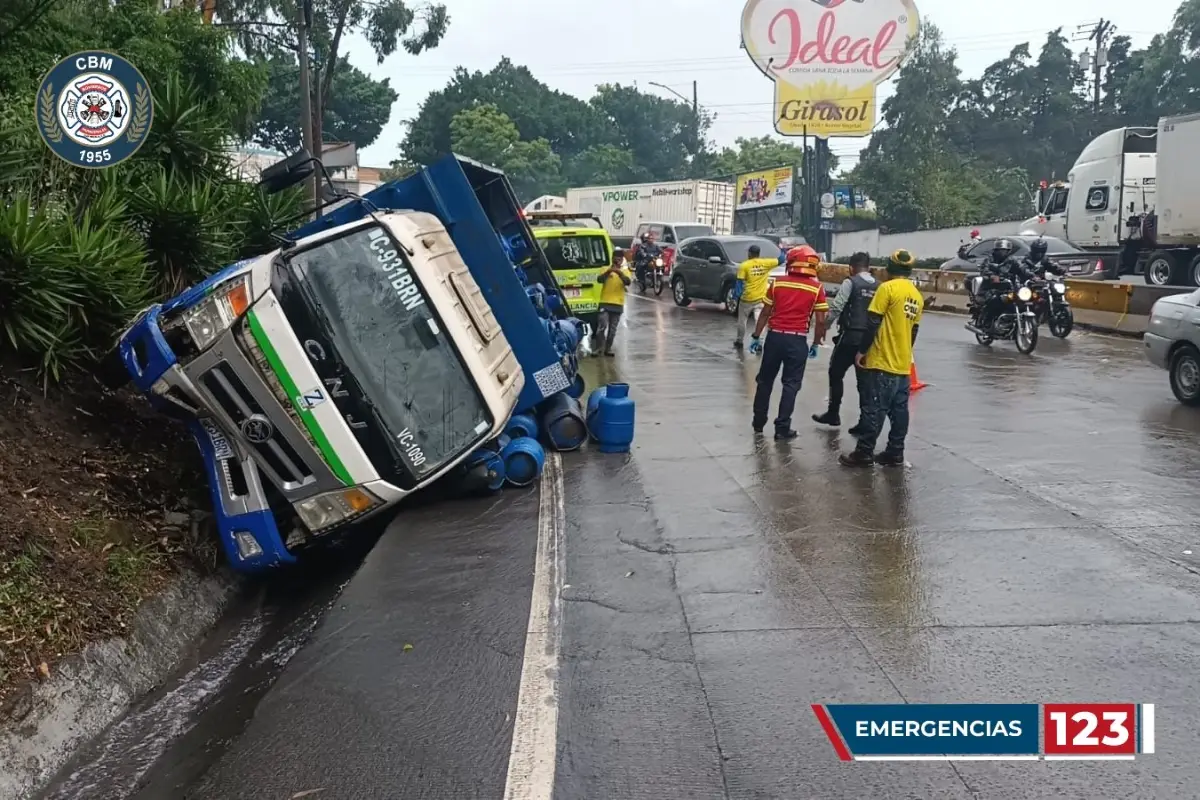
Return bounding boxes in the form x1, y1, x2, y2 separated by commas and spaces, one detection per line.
0, 0, 299, 381
402, 59, 711, 200
252, 55, 398, 153
702, 135, 822, 179
852, 4, 1200, 231
449, 105, 564, 201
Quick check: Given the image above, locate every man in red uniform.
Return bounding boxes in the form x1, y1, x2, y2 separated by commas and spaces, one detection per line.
748, 245, 828, 440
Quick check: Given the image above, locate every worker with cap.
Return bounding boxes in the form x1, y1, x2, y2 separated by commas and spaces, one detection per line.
839, 248, 923, 467
748, 245, 828, 441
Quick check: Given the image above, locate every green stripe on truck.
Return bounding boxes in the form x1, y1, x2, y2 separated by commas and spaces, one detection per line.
246, 309, 354, 485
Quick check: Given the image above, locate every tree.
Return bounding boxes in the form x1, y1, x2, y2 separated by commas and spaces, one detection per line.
448, 104, 563, 201
402, 61, 712, 185
252, 55, 397, 153
215, 0, 446, 163
403, 59, 613, 168
704, 136, 816, 179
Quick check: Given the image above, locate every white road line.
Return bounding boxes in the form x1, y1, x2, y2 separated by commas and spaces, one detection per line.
503, 452, 565, 800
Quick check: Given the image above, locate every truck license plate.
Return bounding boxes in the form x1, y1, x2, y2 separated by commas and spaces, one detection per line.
200, 419, 234, 461
563, 288, 582, 298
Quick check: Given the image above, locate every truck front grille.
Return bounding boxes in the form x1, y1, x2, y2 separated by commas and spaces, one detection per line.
200, 362, 313, 486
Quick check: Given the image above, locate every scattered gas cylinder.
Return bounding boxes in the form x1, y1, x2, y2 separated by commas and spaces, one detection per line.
539, 391, 587, 452
586, 382, 635, 453
504, 413, 538, 440
566, 373, 586, 400
462, 447, 506, 492
502, 436, 545, 486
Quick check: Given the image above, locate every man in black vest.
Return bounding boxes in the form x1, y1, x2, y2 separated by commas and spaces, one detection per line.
813, 252, 875, 434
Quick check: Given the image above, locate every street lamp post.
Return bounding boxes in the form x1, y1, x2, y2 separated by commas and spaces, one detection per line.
648, 80, 699, 137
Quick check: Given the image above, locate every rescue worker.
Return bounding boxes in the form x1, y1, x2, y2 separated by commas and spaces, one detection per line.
594, 249, 632, 356
748, 245, 828, 441
813, 251, 875, 432
732, 243, 778, 350
839, 249, 922, 467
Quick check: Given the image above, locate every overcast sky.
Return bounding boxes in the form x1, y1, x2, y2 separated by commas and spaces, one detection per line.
350, 0, 1179, 173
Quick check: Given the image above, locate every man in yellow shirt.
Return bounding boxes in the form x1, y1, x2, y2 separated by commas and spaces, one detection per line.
594, 249, 632, 357
840, 249, 923, 467
732, 243, 779, 350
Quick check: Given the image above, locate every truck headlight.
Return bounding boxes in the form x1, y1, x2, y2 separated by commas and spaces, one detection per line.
183, 276, 251, 351
294, 487, 382, 533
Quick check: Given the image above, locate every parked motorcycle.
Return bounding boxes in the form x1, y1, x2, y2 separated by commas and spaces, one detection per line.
637, 256, 665, 295
966, 275, 1039, 354
1032, 271, 1073, 338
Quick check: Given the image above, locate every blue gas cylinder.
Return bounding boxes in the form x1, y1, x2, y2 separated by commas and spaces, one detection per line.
565, 373, 586, 400
504, 413, 538, 440
463, 447, 506, 491
502, 436, 545, 487
538, 391, 587, 452
586, 382, 635, 453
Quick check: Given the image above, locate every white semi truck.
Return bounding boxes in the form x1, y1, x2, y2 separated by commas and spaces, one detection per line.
1021, 125, 1157, 280
1021, 116, 1200, 286
565, 180, 735, 239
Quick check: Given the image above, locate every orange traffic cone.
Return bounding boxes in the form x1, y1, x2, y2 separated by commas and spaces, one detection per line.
909, 359, 928, 392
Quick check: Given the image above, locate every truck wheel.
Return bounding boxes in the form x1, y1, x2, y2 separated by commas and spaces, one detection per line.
1188, 254, 1200, 288
672, 276, 691, 307
1144, 250, 1183, 286
1170, 344, 1200, 406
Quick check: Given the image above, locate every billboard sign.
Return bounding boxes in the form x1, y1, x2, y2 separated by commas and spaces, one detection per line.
741, 0, 920, 138
735, 166, 794, 210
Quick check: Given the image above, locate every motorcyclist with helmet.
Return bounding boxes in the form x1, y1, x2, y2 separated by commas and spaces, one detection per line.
974, 238, 1034, 331
633, 231, 664, 288
1022, 238, 1064, 278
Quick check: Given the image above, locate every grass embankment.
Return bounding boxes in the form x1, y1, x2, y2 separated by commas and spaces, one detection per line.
0, 363, 218, 699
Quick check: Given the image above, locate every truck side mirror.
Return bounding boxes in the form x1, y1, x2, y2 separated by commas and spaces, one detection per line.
259, 149, 317, 194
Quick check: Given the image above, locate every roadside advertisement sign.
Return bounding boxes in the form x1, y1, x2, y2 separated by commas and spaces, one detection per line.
740, 0, 920, 138
735, 166, 794, 210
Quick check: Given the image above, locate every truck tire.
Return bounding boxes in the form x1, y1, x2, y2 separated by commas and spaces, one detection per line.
1144, 250, 1184, 286
1188, 253, 1200, 287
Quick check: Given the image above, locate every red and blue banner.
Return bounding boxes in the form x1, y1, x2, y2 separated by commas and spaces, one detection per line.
812, 703, 1155, 761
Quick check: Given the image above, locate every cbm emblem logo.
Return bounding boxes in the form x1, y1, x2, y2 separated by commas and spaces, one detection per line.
36, 51, 153, 169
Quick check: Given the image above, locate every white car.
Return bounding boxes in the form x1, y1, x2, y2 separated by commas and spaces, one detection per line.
1145, 289, 1200, 404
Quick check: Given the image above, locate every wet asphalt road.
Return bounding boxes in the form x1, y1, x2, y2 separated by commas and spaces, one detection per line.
44, 290, 1200, 799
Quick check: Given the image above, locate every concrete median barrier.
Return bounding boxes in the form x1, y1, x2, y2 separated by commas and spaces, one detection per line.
816, 263, 1172, 337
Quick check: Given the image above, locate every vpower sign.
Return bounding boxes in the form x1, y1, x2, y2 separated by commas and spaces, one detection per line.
741, 0, 920, 138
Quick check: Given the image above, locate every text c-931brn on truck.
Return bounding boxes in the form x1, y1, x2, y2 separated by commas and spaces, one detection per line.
101, 155, 524, 572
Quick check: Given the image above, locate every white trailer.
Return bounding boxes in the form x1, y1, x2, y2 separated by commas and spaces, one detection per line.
565, 180, 735, 237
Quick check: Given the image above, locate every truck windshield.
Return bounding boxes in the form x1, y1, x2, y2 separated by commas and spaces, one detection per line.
540, 235, 610, 269
289, 225, 491, 479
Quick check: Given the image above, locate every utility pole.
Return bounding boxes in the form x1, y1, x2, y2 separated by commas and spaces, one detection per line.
296, 0, 319, 213
1075, 19, 1113, 112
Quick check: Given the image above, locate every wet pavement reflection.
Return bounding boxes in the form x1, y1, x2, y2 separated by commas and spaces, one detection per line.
561, 293, 1200, 799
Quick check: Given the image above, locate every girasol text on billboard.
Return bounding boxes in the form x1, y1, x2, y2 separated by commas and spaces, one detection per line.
741, 0, 920, 138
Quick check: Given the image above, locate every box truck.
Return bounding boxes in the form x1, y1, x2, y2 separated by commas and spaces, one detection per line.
565, 180, 735, 239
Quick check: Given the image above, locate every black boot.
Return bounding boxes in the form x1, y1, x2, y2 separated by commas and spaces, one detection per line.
875, 450, 905, 467
812, 411, 840, 427
839, 449, 875, 467
847, 422, 863, 436
774, 429, 799, 441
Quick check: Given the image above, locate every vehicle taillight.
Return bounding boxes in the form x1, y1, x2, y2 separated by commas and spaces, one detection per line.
1094, 259, 1104, 274
663, 247, 675, 274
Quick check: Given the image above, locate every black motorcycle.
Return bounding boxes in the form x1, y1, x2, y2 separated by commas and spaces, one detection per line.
966, 275, 1039, 354
636, 255, 665, 295
1032, 271, 1073, 338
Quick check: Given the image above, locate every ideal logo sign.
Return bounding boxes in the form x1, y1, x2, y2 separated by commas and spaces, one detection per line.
602, 190, 640, 201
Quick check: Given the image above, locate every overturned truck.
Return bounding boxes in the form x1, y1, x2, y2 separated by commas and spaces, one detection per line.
101, 153, 586, 572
